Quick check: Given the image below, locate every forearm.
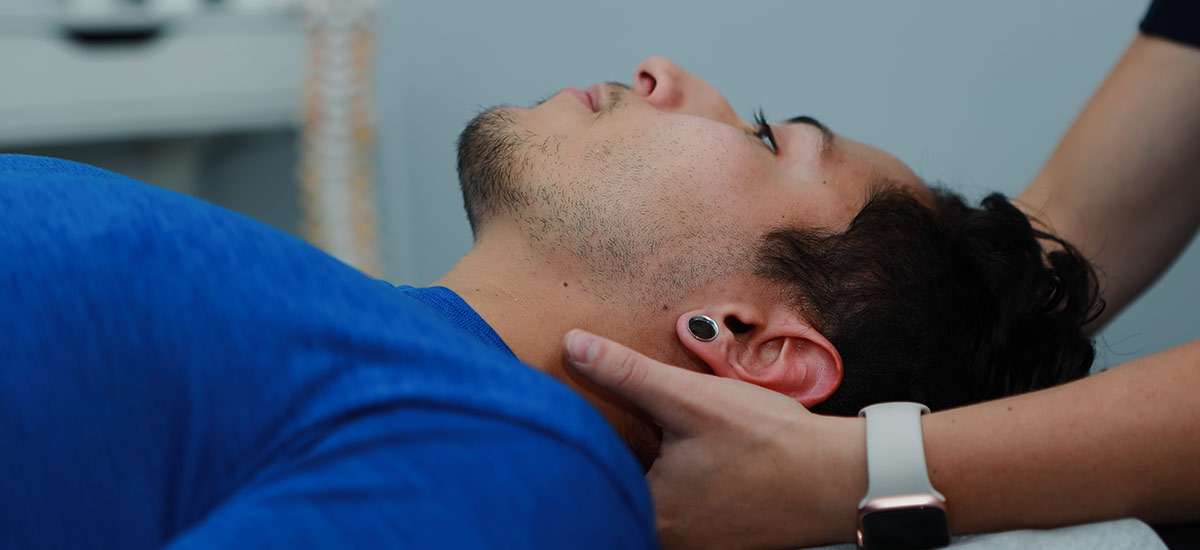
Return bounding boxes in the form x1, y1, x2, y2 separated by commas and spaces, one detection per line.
922, 339, 1200, 533
1020, 34, 1200, 328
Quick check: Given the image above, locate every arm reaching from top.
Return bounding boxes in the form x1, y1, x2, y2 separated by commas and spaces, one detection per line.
1021, 32, 1200, 329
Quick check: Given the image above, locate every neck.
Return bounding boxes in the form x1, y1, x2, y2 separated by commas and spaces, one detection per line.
434, 238, 681, 464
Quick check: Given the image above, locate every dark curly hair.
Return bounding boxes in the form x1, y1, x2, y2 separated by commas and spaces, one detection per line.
757, 186, 1104, 414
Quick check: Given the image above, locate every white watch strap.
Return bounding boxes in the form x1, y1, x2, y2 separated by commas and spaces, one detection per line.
858, 402, 945, 508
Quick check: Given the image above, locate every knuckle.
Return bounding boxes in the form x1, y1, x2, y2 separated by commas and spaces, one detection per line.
607, 349, 646, 390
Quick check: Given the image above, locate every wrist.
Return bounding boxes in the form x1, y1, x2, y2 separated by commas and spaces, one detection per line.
857, 403, 950, 549
841, 416, 870, 540
794, 414, 867, 544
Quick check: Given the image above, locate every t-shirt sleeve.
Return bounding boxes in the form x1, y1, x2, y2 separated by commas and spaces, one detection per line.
1140, 0, 1200, 48
163, 406, 657, 549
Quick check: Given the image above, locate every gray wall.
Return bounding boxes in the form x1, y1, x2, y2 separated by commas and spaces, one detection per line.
375, 0, 1197, 369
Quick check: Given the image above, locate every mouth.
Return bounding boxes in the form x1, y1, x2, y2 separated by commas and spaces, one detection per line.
585, 83, 603, 113
558, 86, 598, 112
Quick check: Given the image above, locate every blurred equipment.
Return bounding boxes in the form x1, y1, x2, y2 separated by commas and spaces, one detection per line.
0, 0, 302, 147
298, 0, 382, 277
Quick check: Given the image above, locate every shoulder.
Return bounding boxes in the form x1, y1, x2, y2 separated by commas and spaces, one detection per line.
0, 155, 655, 546
160, 316, 656, 548
169, 379, 657, 548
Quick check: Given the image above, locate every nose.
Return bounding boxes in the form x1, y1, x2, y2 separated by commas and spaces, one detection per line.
633, 56, 744, 127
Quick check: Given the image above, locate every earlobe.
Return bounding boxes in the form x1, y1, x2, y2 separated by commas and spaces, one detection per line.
675, 309, 842, 407
676, 311, 738, 379
686, 315, 720, 342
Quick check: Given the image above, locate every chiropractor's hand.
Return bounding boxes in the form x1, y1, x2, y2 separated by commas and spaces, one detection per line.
562, 329, 867, 549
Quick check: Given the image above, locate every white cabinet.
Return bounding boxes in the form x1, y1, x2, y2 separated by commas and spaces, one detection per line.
0, 5, 303, 147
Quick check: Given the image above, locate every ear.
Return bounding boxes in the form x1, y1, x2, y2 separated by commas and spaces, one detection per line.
676, 305, 842, 408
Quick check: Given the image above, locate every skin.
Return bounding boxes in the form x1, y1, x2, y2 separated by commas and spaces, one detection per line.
1019, 34, 1200, 329
436, 56, 927, 461
566, 33, 1200, 549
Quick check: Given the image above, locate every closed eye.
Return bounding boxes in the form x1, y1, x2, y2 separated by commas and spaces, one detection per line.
752, 108, 778, 155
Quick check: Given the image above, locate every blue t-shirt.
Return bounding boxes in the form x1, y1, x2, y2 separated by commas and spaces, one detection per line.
0, 155, 655, 549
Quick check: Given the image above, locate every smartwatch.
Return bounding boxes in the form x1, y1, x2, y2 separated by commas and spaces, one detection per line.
857, 402, 951, 550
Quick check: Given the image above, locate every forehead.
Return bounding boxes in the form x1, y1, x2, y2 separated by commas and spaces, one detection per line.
828, 133, 932, 206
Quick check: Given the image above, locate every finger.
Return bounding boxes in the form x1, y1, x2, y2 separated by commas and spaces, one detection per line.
563, 329, 723, 430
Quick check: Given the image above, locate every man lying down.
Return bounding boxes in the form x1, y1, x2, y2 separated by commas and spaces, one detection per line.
1, 56, 1158, 549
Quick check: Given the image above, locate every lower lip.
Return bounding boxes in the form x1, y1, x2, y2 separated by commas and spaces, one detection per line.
560, 87, 594, 111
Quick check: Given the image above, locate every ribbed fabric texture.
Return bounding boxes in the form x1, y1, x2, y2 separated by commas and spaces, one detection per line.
397, 285, 517, 359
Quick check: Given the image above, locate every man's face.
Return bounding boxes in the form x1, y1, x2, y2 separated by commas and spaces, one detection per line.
457, 56, 928, 304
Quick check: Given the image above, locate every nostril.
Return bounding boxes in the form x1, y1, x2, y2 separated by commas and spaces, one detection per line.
636, 71, 656, 95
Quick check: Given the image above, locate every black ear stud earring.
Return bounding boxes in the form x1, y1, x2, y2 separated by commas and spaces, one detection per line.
688, 315, 719, 342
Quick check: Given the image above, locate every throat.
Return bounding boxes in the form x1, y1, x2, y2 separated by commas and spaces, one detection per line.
435, 245, 668, 468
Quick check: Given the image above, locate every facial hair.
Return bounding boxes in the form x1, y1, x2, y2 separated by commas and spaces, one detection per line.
455, 107, 534, 237
454, 102, 748, 306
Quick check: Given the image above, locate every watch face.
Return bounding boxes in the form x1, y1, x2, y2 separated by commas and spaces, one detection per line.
860, 507, 950, 550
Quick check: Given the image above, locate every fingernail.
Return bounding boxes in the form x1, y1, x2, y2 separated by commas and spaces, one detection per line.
566, 331, 598, 368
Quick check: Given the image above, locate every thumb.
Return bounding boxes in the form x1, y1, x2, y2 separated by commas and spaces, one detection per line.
563, 329, 719, 431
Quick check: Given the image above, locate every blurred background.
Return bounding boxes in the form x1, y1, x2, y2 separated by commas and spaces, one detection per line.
1, 0, 1192, 370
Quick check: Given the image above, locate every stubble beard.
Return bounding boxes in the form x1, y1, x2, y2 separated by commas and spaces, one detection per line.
456, 108, 536, 236
455, 106, 747, 308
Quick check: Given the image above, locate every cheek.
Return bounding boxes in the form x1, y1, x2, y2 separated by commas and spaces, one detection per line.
648, 122, 763, 197
561, 117, 773, 233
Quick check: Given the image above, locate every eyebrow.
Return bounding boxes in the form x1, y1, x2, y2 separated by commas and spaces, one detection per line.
784, 115, 835, 152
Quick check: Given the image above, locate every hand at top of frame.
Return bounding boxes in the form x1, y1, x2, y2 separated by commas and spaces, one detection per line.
562, 329, 867, 549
